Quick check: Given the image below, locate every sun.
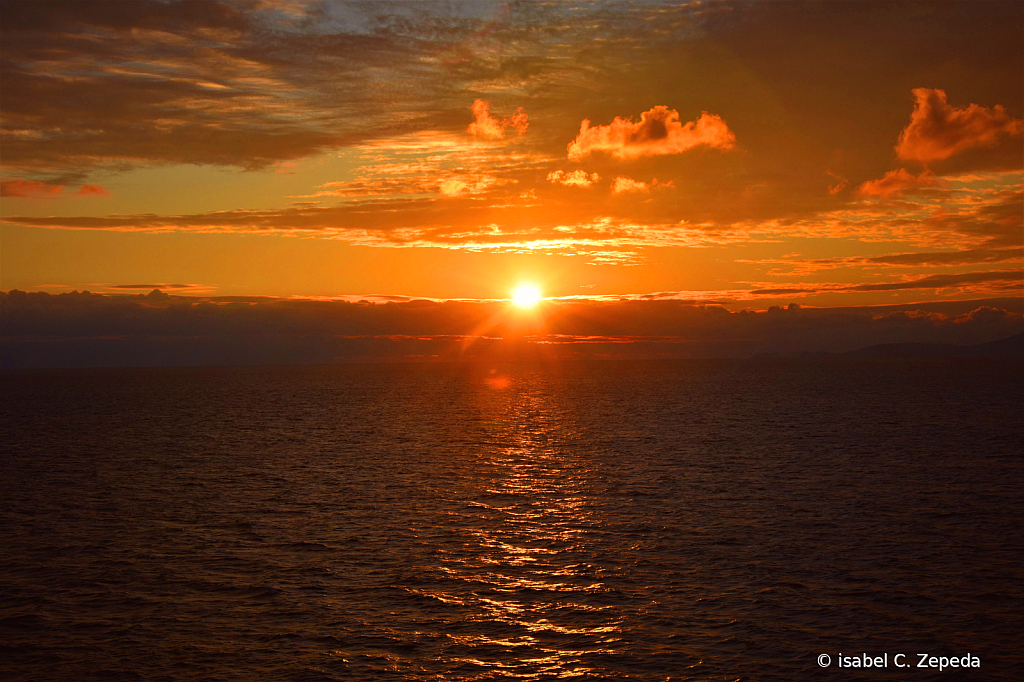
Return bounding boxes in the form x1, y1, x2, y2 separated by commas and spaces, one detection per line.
511, 284, 542, 308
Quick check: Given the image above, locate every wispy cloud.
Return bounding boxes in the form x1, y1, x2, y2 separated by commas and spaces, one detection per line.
737, 247, 1023, 275
5, 173, 1019, 264
1, 178, 111, 198
747, 270, 1022, 296
857, 169, 943, 198
0, 1, 667, 181
106, 283, 199, 290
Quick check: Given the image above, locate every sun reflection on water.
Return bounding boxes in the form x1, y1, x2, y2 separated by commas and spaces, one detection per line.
417, 369, 623, 678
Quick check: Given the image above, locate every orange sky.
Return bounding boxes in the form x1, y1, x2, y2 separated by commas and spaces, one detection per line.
1, 0, 1022, 310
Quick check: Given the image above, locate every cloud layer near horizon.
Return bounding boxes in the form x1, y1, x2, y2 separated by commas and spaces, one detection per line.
2, 289, 1021, 368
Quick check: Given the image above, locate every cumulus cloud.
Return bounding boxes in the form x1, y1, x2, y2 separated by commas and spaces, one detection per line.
895, 88, 1024, 164
857, 168, 943, 198
466, 99, 529, 140
567, 105, 735, 160
547, 170, 600, 187
612, 176, 649, 193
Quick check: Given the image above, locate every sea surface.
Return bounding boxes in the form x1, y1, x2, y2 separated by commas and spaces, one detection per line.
1, 359, 1022, 681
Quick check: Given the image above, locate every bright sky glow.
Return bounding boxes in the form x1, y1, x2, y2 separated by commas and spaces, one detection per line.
511, 284, 542, 308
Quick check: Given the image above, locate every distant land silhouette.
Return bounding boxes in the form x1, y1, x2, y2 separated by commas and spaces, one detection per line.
754, 333, 1024, 359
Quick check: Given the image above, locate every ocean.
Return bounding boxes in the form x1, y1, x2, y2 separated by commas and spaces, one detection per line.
2, 359, 1022, 680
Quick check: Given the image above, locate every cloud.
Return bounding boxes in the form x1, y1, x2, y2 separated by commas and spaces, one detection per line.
847, 269, 1022, 293
2, 164, 1018, 267
0, 202, 743, 265
4, 180, 1018, 259
290, 130, 541, 203
2, 4, 563, 176
1, 178, 64, 197
567, 105, 735, 160
547, 170, 599, 187
107, 283, 198, 290
610, 176, 673, 194
737, 247, 1023, 275
438, 175, 499, 197
76, 184, 111, 197
747, 270, 1022, 296
861, 248, 1022, 267
3, 289, 1020, 367
466, 99, 528, 140
765, 173, 1023, 248
1, 179, 112, 198
612, 176, 648, 193
1, 1, 1018, 198
857, 168, 943, 198
895, 88, 1023, 164
827, 171, 848, 195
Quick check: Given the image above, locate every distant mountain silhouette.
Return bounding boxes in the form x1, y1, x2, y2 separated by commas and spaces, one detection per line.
843, 333, 1024, 358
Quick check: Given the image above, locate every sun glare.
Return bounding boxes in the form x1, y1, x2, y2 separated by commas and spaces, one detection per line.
511, 284, 542, 308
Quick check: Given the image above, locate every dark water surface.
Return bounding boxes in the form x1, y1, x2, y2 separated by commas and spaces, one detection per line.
2, 359, 1022, 681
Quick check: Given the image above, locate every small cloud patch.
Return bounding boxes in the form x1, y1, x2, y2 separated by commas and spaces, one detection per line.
76, 184, 111, 197
547, 170, 600, 187
567, 105, 735, 160
467, 99, 529, 140
1, 178, 64, 198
